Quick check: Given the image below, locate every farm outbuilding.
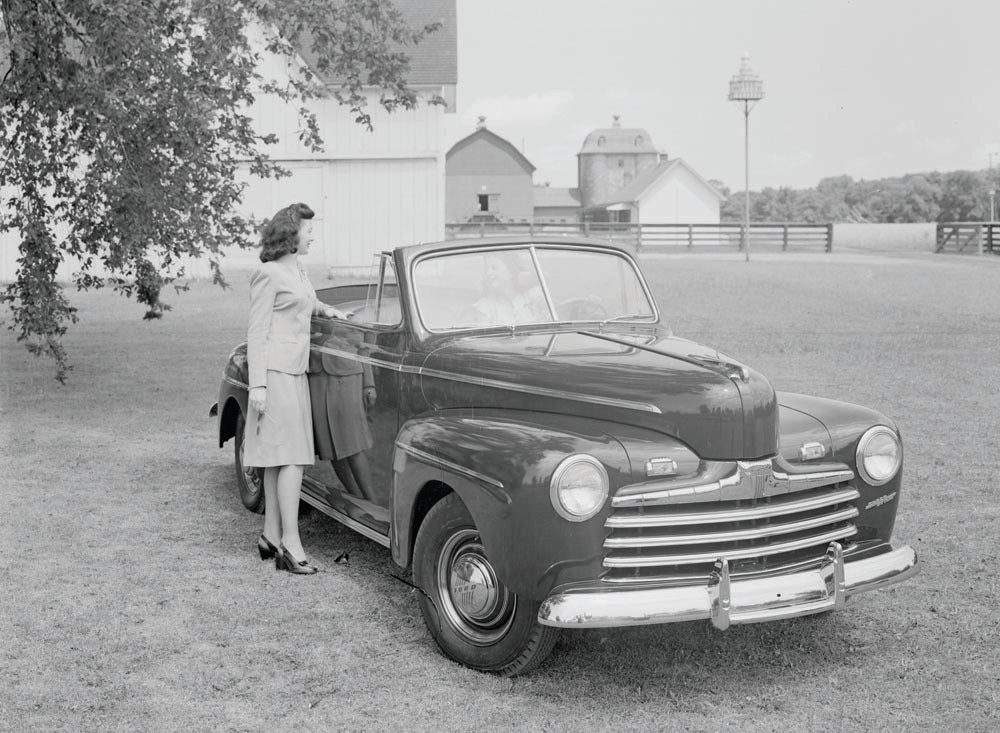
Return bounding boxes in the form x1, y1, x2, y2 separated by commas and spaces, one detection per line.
582, 157, 725, 224
533, 185, 583, 222
577, 116, 722, 224
445, 119, 537, 223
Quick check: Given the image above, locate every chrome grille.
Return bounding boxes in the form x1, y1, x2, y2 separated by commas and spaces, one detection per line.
603, 463, 859, 584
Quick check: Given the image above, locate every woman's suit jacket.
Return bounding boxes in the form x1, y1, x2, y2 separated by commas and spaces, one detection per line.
247, 261, 321, 390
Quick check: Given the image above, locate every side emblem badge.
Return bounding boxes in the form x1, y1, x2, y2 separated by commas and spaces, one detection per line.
865, 492, 897, 510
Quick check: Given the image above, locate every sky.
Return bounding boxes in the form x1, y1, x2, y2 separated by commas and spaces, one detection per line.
442, 0, 1000, 192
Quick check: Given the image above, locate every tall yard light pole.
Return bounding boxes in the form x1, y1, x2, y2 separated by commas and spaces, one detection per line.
728, 54, 765, 262
989, 151, 997, 222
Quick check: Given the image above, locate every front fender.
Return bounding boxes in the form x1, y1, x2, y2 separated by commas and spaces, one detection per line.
392, 409, 631, 600
778, 391, 902, 542
778, 391, 896, 459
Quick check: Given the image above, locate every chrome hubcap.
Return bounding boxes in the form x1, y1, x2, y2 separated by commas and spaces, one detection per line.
437, 529, 515, 645
450, 553, 500, 621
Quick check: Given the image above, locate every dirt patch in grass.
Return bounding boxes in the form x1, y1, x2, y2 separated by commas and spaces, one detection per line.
2, 252, 998, 731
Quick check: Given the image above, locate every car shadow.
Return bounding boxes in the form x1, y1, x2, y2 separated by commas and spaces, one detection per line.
207, 464, 892, 695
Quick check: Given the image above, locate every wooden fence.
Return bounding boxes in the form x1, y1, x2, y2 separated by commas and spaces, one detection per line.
445, 222, 834, 252
935, 223, 1000, 255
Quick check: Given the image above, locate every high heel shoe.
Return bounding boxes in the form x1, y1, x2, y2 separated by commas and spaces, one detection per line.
257, 534, 280, 561
277, 545, 318, 575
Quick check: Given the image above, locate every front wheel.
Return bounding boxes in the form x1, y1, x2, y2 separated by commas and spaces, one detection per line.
413, 494, 559, 675
234, 413, 265, 514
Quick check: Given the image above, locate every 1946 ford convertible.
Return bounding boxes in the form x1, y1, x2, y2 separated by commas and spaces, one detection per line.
211, 237, 918, 675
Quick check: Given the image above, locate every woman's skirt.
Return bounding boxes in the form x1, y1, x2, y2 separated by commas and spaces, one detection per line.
308, 372, 374, 461
244, 370, 315, 468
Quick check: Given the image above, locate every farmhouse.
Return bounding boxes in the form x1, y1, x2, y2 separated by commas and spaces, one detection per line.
576, 116, 723, 224
582, 157, 725, 224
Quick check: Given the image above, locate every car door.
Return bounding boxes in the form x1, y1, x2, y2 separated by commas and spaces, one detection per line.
304, 254, 403, 537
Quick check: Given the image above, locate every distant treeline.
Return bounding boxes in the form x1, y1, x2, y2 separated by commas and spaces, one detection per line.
715, 169, 996, 223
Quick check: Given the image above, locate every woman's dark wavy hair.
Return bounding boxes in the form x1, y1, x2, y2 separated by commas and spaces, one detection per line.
259, 203, 315, 263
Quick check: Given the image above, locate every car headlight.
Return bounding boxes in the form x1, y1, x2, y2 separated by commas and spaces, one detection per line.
550, 454, 609, 521
856, 426, 902, 486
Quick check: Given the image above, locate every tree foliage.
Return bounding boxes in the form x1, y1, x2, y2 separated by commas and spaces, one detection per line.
721, 169, 996, 226
0, 0, 440, 381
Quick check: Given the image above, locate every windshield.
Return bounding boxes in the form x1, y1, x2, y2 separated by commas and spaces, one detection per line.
412, 246, 655, 331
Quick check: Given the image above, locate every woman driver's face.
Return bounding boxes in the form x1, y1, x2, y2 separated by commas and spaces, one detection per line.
297, 219, 314, 256
483, 255, 514, 293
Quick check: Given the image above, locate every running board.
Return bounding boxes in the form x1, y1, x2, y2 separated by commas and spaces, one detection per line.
300, 482, 391, 548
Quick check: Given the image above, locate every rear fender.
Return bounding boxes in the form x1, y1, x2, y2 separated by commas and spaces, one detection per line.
391, 410, 631, 600
216, 342, 249, 448
216, 379, 247, 448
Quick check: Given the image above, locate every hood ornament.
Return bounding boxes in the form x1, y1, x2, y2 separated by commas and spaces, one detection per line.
685, 354, 750, 382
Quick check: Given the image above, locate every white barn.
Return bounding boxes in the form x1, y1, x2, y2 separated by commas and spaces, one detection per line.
0, 0, 457, 281
234, 0, 457, 271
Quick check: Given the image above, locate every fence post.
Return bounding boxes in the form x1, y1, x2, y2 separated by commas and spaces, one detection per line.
529, 221, 534, 237
782, 225, 789, 251
989, 223, 995, 254
688, 224, 694, 250
636, 223, 643, 249
826, 223, 833, 253
977, 224, 983, 256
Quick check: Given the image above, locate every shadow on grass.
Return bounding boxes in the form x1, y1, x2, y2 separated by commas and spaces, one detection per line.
554, 612, 853, 677
488, 611, 894, 716
205, 458, 893, 700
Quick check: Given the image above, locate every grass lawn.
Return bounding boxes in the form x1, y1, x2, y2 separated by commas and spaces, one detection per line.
1, 251, 998, 732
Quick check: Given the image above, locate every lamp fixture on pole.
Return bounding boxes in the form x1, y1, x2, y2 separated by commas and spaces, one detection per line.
728, 54, 765, 262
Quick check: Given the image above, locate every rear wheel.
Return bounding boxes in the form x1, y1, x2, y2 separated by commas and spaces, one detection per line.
234, 413, 265, 514
413, 494, 559, 675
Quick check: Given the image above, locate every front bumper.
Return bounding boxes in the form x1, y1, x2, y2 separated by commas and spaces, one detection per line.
537, 541, 917, 629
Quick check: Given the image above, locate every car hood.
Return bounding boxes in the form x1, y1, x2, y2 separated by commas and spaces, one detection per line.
418, 328, 778, 460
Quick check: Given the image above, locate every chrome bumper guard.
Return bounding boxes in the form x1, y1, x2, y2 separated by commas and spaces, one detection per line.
537, 541, 918, 629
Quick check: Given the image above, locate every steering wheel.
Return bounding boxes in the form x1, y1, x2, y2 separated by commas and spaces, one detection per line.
556, 296, 609, 321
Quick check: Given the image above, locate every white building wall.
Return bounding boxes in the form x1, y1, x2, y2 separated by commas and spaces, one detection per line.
0, 227, 16, 282
229, 25, 448, 269
240, 156, 442, 263
637, 166, 720, 224
1, 22, 449, 282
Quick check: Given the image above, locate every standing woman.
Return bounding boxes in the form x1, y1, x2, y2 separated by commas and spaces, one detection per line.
244, 203, 343, 574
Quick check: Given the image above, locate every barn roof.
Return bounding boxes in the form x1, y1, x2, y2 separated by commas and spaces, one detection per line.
592, 158, 726, 206
447, 127, 536, 174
